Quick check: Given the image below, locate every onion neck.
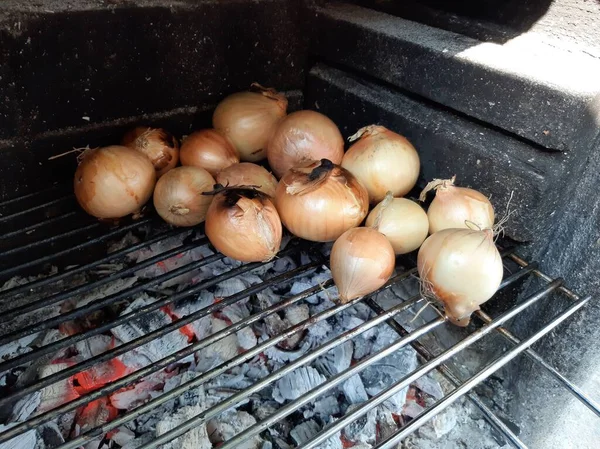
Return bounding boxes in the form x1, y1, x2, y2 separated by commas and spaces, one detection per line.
309, 159, 335, 181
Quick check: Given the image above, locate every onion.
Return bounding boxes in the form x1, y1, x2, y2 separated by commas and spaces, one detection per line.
341, 125, 420, 203
267, 110, 344, 178
331, 227, 395, 303
212, 84, 287, 162
275, 159, 368, 242
419, 176, 494, 234
205, 186, 282, 262
417, 228, 503, 326
179, 129, 239, 176
153, 166, 215, 226
121, 127, 179, 177
74, 145, 156, 219
366, 192, 429, 254
216, 162, 278, 198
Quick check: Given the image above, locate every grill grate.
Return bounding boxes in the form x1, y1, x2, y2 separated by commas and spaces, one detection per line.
0, 187, 598, 449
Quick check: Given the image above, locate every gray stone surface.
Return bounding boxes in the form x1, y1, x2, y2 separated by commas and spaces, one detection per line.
311, 2, 600, 152
306, 63, 563, 242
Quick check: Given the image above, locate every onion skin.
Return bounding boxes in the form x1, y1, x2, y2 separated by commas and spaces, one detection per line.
153, 166, 215, 226
417, 228, 503, 326
74, 145, 156, 219
331, 227, 395, 303
213, 84, 287, 162
366, 193, 429, 254
179, 129, 239, 176
342, 125, 420, 203
275, 159, 369, 242
420, 177, 494, 234
216, 162, 278, 198
267, 110, 344, 178
205, 187, 282, 262
121, 127, 179, 177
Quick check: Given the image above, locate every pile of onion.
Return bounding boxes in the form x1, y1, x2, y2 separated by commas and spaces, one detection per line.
417, 228, 503, 326
331, 227, 396, 303
74, 145, 156, 219
341, 125, 420, 203
205, 186, 282, 262
366, 192, 429, 254
212, 84, 287, 162
179, 129, 239, 176
267, 110, 344, 178
419, 176, 494, 234
153, 166, 215, 226
216, 162, 278, 198
275, 159, 368, 242
121, 127, 179, 177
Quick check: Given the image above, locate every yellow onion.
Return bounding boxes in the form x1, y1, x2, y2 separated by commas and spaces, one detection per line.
121, 126, 179, 177
74, 145, 156, 219
216, 162, 278, 198
153, 166, 215, 226
267, 110, 344, 178
275, 159, 368, 242
417, 228, 503, 326
331, 227, 395, 303
179, 129, 239, 176
366, 192, 429, 254
205, 187, 282, 262
342, 125, 420, 203
212, 84, 288, 162
419, 176, 494, 234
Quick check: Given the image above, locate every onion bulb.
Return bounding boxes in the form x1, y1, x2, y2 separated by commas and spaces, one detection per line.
205, 186, 282, 262
419, 176, 494, 234
341, 125, 420, 203
275, 159, 369, 242
267, 110, 344, 178
121, 127, 179, 177
212, 84, 288, 162
179, 129, 239, 176
366, 192, 429, 254
417, 228, 503, 326
216, 162, 278, 197
74, 145, 156, 219
153, 166, 215, 226
331, 227, 395, 303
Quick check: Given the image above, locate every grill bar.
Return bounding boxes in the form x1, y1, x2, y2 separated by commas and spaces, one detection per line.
0, 194, 74, 223
0, 210, 78, 240
373, 295, 591, 449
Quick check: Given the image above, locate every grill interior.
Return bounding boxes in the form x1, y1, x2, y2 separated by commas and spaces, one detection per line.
1, 187, 597, 449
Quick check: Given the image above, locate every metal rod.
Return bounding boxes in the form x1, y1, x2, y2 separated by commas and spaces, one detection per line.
373, 296, 591, 449
297, 279, 563, 449
0, 185, 70, 208
0, 194, 74, 223
0, 211, 78, 241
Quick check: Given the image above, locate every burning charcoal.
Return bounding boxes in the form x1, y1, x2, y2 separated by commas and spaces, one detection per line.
155, 404, 212, 449
342, 374, 369, 404
272, 366, 326, 403
414, 375, 445, 400
207, 410, 263, 449
290, 419, 320, 445
110, 369, 175, 410
171, 290, 213, 341
343, 406, 377, 445
37, 362, 80, 413
109, 427, 136, 446
377, 408, 399, 441
74, 335, 114, 358
404, 400, 426, 418
0, 424, 37, 449
316, 341, 352, 376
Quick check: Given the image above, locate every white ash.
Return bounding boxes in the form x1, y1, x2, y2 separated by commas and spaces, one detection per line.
342, 374, 369, 405
60, 275, 138, 311
194, 317, 239, 372
303, 395, 341, 419
155, 404, 212, 449
290, 419, 320, 445
343, 405, 377, 445
0, 424, 37, 449
315, 340, 352, 376
36, 362, 77, 414
9, 391, 40, 423
110, 369, 176, 410
414, 375, 445, 400
272, 366, 326, 404
377, 407, 400, 441
207, 410, 263, 449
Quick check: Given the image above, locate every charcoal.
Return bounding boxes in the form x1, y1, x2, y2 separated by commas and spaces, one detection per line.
0, 424, 37, 449
155, 404, 212, 449
414, 375, 445, 400
342, 374, 369, 405
315, 341, 352, 376
207, 410, 263, 449
343, 406, 377, 445
272, 366, 326, 404
39, 422, 65, 448
290, 419, 320, 445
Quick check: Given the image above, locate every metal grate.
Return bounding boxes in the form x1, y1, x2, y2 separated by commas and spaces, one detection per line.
0, 187, 598, 449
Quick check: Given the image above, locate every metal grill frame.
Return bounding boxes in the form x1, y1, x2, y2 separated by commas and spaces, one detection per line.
0, 188, 598, 449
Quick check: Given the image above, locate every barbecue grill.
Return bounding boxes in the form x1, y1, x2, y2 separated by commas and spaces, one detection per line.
1, 1, 599, 448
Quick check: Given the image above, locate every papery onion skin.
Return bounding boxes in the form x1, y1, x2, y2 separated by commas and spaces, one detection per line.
331, 227, 395, 303
420, 177, 494, 234
275, 159, 369, 242
366, 193, 429, 254
153, 166, 215, 227
216, 162, 278, 198
205, 187, 282, 262
417, 228, 503, 326
342, 125, 420, 203
121, 127, 179, 177
179, 129, 239, 176
74, 145, 156, 219
267, 110, 344, 178
213, 84, 288, 162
